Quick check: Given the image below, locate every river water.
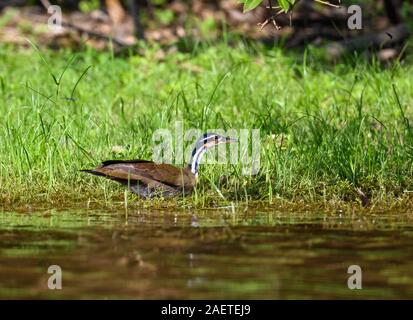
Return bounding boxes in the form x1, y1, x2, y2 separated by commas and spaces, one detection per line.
0, 209, 412, 299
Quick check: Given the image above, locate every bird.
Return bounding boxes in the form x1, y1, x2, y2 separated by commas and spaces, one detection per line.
81, 133, 237, 198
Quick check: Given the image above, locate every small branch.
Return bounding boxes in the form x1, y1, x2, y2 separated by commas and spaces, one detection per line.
314, 0, 341, 9
39, 0, 130, 47
258, 0, 342, 31
61, 21, 129, 47
258, 0, 282, 30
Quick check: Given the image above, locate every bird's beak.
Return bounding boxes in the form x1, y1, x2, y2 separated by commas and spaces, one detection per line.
225, 137, 238, 144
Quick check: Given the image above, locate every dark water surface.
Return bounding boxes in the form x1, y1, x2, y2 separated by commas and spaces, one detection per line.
0, 208, 413, 299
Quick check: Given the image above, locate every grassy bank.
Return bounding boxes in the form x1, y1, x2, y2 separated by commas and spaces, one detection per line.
1, 41, 413, 210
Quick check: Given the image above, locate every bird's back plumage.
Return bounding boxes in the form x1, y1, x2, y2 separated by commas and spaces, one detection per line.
81, 159, 195, 198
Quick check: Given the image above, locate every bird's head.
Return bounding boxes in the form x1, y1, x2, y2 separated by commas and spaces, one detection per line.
189, 133, 237, 175
196, 132, 237, 150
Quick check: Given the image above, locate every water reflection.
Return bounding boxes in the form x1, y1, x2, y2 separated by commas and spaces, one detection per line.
0, 209, 412, 299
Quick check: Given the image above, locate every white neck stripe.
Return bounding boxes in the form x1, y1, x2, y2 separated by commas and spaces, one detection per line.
190, 146, 208, 175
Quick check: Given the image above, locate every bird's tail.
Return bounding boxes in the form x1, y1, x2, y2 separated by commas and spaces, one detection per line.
80, 169, 106, 177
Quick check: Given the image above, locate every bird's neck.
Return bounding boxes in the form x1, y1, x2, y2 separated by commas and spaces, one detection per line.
188, 145, 208, 177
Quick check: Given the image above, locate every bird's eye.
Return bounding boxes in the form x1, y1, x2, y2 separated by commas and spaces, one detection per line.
214, 136, 219, 143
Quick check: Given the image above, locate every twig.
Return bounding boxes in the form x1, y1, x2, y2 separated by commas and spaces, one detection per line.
258, 0, 342, 30
61, 21, 129, 47
314, 0, 341, 9
258, 0, 282, 30
39, 0, 130, 47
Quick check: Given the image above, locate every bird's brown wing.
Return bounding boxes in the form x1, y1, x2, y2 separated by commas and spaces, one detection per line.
89, 160, 195, 190
129, 163, 195, 188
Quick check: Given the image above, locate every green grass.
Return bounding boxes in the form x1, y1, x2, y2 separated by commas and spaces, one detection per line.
1, 41, 413, 210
